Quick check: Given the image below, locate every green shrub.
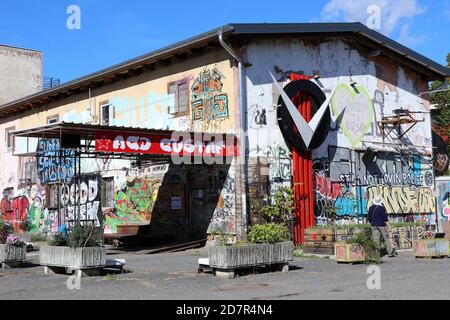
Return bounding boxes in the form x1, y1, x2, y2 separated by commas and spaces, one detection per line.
248, 223, 291, 244
49, 232, 68, 247
0, 222, 13, 244
260, 187, 294, 222
347, 228, 381, 264
30, 233, 48, 243
66, 224, 101, 249
210, 228, 234, 246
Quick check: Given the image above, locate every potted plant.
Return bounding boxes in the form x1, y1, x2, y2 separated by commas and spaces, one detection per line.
0, 222, 27, 269
335, 226, 381, 264
207, 187, 294, 278
39, 223, 106, 276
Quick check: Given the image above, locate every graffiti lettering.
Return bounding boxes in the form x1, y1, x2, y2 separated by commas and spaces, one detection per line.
60, 175, 101, 227
36, 139, 75, 184
366, 185, 436, 214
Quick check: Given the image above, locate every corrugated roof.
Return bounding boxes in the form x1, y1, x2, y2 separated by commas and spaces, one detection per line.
0, 22, 448, 117
12, 121, 234, 140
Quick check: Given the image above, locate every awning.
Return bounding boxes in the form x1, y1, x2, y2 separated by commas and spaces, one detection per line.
13, 122, 239, 160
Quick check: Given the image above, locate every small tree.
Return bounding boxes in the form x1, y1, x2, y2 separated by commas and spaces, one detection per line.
248, 186, 294, 244
260, 186, 294, 223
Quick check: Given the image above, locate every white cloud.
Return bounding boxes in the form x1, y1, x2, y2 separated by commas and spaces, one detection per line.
398, 24, 426, 46
321, 0, 426, 37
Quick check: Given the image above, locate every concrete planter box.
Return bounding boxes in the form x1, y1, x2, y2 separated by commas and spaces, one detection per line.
335, 243, 366, 263
208, 242, 294, 278
39, 246, 106, 272
413, 239, 449, 258
0, 244, 27, 268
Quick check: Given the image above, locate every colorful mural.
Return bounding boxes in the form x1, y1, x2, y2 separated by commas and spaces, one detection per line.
191, 67, 229, 123
103, 177, 161, 234
0, 185, 53, 235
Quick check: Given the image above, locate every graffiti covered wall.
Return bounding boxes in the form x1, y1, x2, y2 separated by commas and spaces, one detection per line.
245, 37, 435, 226
1, 49, 239, 238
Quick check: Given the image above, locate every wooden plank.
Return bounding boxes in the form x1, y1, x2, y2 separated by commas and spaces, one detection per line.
304, 241, 335, 248
304, 228, 335, 236
303, 247, 334, 255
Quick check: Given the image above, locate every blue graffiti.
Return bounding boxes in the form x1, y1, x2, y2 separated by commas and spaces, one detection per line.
356, 186, 367, 218
36, 139, 75, 184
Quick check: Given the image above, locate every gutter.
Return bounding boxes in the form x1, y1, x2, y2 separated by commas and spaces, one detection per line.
218, 30, 249, 240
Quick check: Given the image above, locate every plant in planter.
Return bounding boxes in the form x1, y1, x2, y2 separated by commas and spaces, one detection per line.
335, 227, 381, 264
0, 223, 27, 269
40, 223, 106, 276
206, 187, 294, 278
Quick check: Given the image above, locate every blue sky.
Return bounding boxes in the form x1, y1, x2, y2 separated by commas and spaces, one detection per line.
0, 0, 448, 83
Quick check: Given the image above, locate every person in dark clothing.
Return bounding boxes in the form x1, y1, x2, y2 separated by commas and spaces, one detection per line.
368, 195, 396, 257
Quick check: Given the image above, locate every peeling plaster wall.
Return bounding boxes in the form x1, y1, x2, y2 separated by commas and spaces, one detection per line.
0, 46, 42, 105
245, 37, 435, 225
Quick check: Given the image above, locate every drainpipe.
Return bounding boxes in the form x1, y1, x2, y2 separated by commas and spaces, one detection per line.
218, 30, 249, 240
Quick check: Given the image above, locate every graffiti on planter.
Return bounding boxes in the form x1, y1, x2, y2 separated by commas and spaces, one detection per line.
36, 139, 75, 184
191, 67, 228, 122
60, 175, 101, 227
366, 185, 436, 214
103, 177, 161, 234
336, 225, 436, 250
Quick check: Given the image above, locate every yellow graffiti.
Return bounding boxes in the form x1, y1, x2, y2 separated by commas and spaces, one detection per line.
366, 185, 436, 214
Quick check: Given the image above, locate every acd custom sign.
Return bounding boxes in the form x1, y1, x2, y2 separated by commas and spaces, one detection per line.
95, 131, 238, 157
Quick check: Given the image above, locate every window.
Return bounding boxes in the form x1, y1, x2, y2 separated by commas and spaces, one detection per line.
5, 127, 15, 150
100, 101, 111, 125
46, 185, 59, 209
102, 177, 114, 208
168, 80, 189, 116
24, 161, 38, 185
47, 115, 59, 124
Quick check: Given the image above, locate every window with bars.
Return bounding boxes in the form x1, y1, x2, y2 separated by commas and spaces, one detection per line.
47, 115, 59, 124
168, 81, 189, 116
102, 177, 114, 208
46, 185, 59, 209
100, 101, 111, 125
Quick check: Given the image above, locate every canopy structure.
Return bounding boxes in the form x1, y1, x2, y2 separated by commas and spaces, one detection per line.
12, 122, 238, 228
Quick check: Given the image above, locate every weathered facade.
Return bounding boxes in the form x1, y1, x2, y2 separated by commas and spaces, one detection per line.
0, 23, 448, 244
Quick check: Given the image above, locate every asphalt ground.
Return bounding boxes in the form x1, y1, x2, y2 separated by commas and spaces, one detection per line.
1, 249, 449, 300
